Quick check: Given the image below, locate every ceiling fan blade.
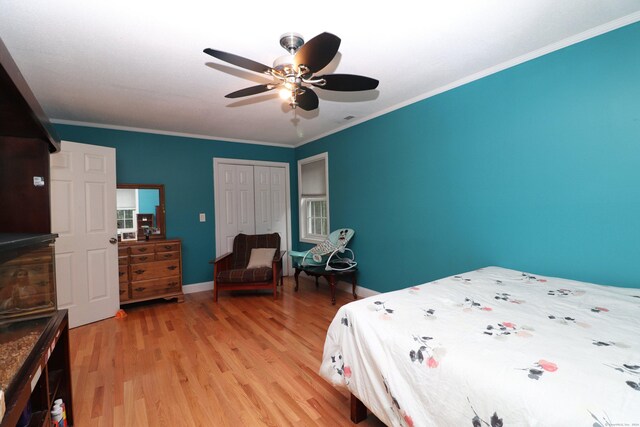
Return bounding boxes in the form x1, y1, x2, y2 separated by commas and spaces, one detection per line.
225, 84, 275, 99
296, 88, 319, 111
294, 32, 341, 74
204, 48, 273, 75
313, 74, 379, 91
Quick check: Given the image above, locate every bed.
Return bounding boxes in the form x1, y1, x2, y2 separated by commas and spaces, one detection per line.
319, 266, 640, 426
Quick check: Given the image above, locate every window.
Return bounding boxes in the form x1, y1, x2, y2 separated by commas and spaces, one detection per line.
116, 188, 138, 234
298, 153, 329, 243
304, 197, 328, 237
116, 209, 135, 231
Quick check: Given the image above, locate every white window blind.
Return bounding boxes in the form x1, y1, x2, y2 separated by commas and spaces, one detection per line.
300, 159, 326, 196
116, 189, 137, 209
298, 153, 329, 243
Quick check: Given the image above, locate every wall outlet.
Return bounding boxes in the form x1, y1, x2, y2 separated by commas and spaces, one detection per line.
199, 213, 206, 222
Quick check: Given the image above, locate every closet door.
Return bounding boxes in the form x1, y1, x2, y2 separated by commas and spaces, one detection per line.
254, 166, 287, 238
269, 167, 288, 272
236, 165, 256, 234
216, 164, 255, 255
255, 166, 288, 270
254, 166, 272, 234
215, 159, 291, 275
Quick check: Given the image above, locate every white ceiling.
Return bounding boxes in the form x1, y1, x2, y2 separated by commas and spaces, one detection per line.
1, 1, 639, 147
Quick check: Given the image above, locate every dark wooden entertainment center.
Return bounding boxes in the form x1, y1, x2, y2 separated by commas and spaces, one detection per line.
0, 308, 73, 427
1, 37, 74, 427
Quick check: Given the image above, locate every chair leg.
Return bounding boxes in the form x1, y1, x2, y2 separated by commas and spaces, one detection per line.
214, 282, 218, 302
273, 271, 278, 300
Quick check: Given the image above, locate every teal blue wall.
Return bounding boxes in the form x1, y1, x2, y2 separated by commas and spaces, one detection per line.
55, 22, 640, 292
53, 125, 297, 286
137, 188, 159, 216
297, 22, 640, 291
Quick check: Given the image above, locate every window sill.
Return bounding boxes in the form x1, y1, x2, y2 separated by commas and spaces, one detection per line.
300, 236, 326, 244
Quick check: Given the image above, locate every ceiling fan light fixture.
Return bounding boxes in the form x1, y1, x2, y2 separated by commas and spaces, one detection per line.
204, 31, 378, 112
279, 87, 293, 100
273, 54, 296, 72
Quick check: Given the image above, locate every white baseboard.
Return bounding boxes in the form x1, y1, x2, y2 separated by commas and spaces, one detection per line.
297, 275, 379, 299
184, 277, 379, 298
183, 281, 213, 294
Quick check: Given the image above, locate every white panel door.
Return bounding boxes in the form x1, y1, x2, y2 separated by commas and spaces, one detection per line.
253, 166, 288, 271
214, 159, 292, 275
216, 164, 256, 256
236, 165, 255, 234
269, 167, 288, 272
216, 163, 239, 255
50, 141, 118, 328
254, 166, 271, 234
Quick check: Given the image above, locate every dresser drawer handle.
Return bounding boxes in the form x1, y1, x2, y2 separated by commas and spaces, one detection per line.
164, 245, 173, 250
162, 254, 171, 258
168, 282, 178, 287
138, 256, 148, 261
139, 248, 148, 252
134, 269, 146, 275
167, 266, 177, 271
134, 287, 145, 292
119, 271, 125, 277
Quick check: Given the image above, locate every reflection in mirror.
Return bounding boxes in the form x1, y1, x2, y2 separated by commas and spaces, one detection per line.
116, 184, 165, 241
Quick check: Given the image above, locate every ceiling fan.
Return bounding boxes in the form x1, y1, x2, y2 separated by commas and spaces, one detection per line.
203, 32, 379, 111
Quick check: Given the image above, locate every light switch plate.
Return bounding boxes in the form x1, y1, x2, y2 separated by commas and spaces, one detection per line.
199, 213, 206, 222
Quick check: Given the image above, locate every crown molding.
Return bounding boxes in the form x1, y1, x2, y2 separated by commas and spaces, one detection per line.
295, 12, 640, 148
51, 119, 295, 149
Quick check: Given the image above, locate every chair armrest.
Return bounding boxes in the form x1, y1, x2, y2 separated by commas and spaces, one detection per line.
211, 252, 234, 276
273, 250, 286, 263
272, 251, 286, 280
210, 252, 232, 264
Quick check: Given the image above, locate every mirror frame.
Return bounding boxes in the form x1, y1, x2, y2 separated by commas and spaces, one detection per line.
117, 183, 166, 241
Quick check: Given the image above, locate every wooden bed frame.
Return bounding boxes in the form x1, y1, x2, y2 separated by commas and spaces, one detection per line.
351, 393, 368, 423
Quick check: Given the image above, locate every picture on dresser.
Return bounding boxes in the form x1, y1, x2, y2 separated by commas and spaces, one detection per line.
116, 184, 166, 241
121, 231, 137, 241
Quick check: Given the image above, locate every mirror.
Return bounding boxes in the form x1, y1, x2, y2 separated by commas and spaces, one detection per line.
116, 184, 165, 241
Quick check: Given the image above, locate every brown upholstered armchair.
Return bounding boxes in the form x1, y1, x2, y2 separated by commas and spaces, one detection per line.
211, 233, 285, 302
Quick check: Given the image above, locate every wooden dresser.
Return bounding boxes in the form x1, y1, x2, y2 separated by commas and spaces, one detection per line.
118, 239, 184, 305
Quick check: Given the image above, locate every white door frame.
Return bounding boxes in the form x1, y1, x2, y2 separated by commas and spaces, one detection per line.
213, 157, 293, 275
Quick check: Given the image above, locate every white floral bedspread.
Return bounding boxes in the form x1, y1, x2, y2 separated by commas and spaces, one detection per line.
319, 266, 640, 426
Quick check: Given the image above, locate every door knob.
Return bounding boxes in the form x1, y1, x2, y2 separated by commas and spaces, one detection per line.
109, 237, 118, 244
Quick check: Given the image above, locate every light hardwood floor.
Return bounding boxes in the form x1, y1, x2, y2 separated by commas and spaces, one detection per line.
69, 277, 385, 426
